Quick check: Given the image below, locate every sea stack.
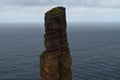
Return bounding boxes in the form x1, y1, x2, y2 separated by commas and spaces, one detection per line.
40, 7, 72, 80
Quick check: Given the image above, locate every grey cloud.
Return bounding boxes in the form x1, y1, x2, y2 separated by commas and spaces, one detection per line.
65, 0, 120, 8
64, 0, 99, 6
0, 0, 120, 8
0, 0, 62, 6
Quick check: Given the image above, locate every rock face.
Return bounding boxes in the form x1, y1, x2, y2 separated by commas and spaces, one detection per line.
40, 7, 72, 80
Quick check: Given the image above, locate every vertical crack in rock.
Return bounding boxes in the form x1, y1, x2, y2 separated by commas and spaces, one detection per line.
40, 6, 72, 80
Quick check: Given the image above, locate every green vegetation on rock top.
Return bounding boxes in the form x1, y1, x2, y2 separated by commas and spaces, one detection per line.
45, 6, 65, 16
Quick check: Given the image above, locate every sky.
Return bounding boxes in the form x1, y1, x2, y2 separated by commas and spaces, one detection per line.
0, 0, 120, 23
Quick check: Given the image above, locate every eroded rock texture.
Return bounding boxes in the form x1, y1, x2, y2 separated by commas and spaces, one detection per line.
40, 7, 72, 80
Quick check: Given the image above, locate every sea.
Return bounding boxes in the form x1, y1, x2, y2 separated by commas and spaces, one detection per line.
0, 22, 120, 80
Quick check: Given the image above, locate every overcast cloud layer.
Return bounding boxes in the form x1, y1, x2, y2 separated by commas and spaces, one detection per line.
0, 0, 120, 8
0, 0, 120, 22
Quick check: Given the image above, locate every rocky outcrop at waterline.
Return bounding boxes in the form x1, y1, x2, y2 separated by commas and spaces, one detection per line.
40, 7, 72, 80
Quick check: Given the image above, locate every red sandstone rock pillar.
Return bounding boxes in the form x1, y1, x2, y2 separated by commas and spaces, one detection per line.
40, 7, 72, 80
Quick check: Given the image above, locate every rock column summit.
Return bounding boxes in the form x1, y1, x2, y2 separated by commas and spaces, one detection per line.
40, 7, 72, 80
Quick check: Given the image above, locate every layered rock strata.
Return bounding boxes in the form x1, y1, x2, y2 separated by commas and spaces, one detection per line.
40, 7, 72, 80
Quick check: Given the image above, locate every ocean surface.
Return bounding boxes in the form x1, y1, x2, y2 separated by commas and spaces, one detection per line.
0, 23, 120, 80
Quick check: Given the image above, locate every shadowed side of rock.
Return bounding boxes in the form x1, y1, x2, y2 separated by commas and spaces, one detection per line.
40, 7, 72, 80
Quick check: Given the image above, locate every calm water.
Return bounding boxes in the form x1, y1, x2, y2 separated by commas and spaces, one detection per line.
0, 23, 120, 80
